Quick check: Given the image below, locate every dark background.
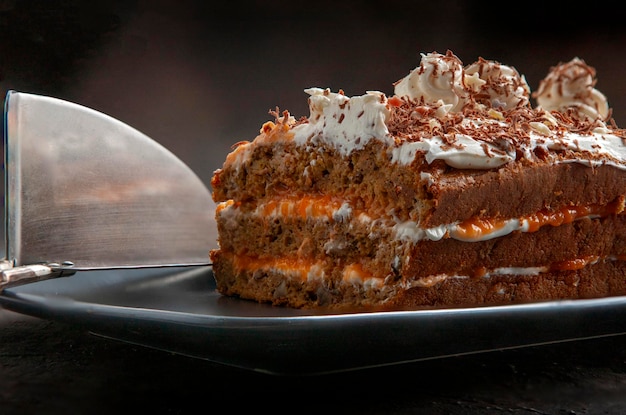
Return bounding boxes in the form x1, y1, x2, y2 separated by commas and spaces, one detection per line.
2, 0, 625, 187
3, 2, 626, 413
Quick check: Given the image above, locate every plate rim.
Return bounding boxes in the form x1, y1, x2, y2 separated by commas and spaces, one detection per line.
3, 267, 626, 375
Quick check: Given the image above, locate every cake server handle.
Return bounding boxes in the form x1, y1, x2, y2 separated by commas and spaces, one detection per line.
0, 260, 76, 292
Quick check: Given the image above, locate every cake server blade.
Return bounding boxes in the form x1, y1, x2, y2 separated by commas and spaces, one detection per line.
0, 91, 217, 290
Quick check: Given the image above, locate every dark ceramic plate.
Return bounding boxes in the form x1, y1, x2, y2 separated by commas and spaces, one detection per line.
2, 266, 626, 375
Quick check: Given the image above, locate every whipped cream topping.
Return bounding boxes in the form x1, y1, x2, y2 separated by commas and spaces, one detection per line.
464, 57, 531, 110
388, 53, 625, 169
291, 87, 392, 156
279, 51, 625, 171
227, 50, 625, 174
533, 57, 609, 121
391, 134, 515, 169
393, 51, 531, 113
393, 51, 469, 113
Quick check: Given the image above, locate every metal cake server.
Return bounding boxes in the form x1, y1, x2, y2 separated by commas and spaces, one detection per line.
0, 91, 218, 290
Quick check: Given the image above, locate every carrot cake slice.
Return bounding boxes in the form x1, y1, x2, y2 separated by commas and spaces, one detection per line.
210, 50, 626, 310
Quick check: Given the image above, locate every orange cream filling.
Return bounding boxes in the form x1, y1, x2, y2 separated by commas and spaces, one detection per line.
228, 253, 626, 289
232, 255, 319, 281
260, 195, 347, 219
231, 254, 384, 287
220, 195, 625, 242
342, 263, 382, 287
216, 199, 235, 214
550, 255, 600, 271
453, 198, 625, 240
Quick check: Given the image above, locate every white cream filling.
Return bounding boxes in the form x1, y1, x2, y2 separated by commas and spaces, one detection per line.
393, 217, 523, 243
340, 264, 560, 290
263, 260, 608, 291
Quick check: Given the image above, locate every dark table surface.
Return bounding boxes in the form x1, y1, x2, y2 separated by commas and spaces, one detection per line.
3, 2, 626, 414
2, 306, 626, 414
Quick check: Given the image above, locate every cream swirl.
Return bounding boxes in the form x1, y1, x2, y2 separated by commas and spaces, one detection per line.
533, 57, 609, 121
464, 57, 531, 110
393, 50, 468, 113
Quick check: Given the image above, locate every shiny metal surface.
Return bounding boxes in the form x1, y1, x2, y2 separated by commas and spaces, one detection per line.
3, 91, 217, 270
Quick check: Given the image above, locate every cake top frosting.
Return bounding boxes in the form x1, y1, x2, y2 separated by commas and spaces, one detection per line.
393, 50, 531, 113
232, 50, 626, 171
533, 57, 609, 121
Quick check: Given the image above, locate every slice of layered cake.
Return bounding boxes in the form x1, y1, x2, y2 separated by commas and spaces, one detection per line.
210, 50, 626, 310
